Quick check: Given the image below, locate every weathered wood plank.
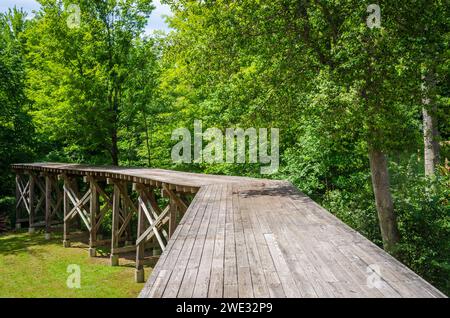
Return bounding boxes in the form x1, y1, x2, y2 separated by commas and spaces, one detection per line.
176, 185, 217, 298
237, 186, 270, 298
141, 185, 211, 298
223, 184, 238, 298
208, 184, 227, 298
191, 184, 221, 298
162, 185, 218, 298
139, 187, 206, 296
232, 187, 254, 298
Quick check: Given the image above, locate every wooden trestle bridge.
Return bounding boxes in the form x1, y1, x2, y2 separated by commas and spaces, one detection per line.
11, 163, 445, 298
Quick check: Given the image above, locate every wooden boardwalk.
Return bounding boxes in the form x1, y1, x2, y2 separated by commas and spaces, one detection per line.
11, 163, 446, 298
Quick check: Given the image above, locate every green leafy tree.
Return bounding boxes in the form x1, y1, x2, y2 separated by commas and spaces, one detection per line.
26, 0, 156, 165
160, 0, 448, 253
0, 8, 34, 196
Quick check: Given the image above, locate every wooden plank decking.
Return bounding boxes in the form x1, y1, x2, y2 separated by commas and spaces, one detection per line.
11, 163, 446, 298
139, 182, 445, 298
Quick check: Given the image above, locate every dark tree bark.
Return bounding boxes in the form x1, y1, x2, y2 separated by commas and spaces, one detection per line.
141, 105, 152, 167
368, 148, 400, 252
111, 87, 119, 166
111, 129, 119, 166
423, 107, 440, 176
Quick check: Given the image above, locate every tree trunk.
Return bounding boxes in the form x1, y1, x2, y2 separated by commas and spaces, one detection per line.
368, 148, 400, 252
423, 106, 440, 176
111, 87, 119, 166
111, 128, 119, 166
141, 104, 152, 167
422, 71, 440, 176
422, 72, 440, 176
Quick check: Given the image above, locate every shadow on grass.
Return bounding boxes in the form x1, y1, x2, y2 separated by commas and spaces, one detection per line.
0, 230, 61, 256
93, 248, 159, 268
0, 229, 159, 270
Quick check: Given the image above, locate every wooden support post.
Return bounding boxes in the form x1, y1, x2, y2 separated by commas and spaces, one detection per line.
61, 174, 92, 249
72, 180, 82, 231
45, 175, 52, 239
56, 183, 63, 218
135, 187, 167, 252
28, 173, 35, 233
123, 185, 133, 246
163, 185, 189, 239
62, 176, 70, 247
89, 177, 98, 257
135, 186, 146, 283
15, 174, 21, 229
50, 176, 63, 222
168, 196, 177, 238
108, 178, 138, 264
111, 182, 120, 266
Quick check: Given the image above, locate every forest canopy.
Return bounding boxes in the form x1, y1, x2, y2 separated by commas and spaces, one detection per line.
0, 0, 449, 294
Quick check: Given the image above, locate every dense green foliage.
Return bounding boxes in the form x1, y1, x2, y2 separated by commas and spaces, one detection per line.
0, 1, 448, 294
0, 9, 35, 196
26, 0, 158, 165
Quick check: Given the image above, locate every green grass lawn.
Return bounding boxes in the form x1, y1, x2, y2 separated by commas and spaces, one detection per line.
0, 230, 152, 297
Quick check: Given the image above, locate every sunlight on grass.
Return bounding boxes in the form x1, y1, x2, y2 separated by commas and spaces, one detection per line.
0, 231, 152, 298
